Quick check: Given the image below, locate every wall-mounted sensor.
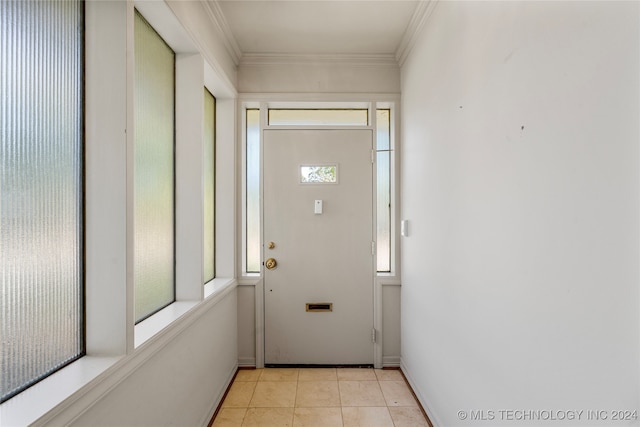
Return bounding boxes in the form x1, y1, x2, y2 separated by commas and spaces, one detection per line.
401, 220, 409, 236
314, 200, 323, 214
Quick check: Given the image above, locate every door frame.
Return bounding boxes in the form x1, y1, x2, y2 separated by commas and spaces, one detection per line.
241, 98, 401, 370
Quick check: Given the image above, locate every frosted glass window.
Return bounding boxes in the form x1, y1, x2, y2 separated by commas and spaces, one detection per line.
1, 0, 84, 402
134, 11, 175, 322
204, 89, 216, 283
376, 110, 391, 272
268, 109, 368, 126
246, 109, 261, 273
376, 109, 390, 151
300, 165, 338, 184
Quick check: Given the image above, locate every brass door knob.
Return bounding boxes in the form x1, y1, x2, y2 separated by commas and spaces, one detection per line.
265, 258, 277, 270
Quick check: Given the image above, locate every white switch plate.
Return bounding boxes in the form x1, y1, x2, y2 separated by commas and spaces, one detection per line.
314, 200, 323, 214
401, 220, 408, 236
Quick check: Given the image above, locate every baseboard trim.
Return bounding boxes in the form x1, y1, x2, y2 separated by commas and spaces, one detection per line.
238, 357, 256, 367
264, 363, 374, 369
383, 356, 401, 367
206, 367, 239, 427
399, 367, 434, 427
400, 360, 436, 427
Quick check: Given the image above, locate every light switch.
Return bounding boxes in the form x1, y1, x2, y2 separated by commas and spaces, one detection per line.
314, 200, 323, 214
401, 220, 409, 236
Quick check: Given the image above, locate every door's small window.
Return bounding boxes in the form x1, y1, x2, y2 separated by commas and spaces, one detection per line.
300, 165, 338, 184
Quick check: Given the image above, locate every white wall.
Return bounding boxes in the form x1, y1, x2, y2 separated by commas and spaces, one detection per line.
401, 2, 639, 426
68, 290, 237, 427
238, 56, 400, 94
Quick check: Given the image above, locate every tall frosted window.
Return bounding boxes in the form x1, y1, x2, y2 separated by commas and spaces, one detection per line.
1, 0, 84, 402
134, 11, 175, 322
246, 109, 261, 273
204, 89, 216, 283
376, 109, 391, 272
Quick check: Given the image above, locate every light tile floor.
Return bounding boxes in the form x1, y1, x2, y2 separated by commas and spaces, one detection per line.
212, 368, 430, 427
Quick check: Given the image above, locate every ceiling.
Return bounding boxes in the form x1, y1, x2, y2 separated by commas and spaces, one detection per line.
211, 0, 422, 61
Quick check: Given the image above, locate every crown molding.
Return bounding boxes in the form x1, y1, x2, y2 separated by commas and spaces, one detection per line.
203, 0, 437, 69
239, 53, 400, 68
202, 0, 242, 65
395, 0, 438, 67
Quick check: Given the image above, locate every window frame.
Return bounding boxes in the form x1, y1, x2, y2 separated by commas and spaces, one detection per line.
1, 1, 239, 422
268, 108, 369, 126
376, 108, 392, 273
132, 8, 178, 324
0, 0, 86, 403
203, 88, 216, 284
245, 108, 261, 274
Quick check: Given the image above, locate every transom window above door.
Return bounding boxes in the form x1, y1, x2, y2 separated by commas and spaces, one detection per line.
268, 109, 368, 126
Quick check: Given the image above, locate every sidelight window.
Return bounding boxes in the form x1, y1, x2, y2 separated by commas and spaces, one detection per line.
246, 109, 261, 273
376, 109, 391, 272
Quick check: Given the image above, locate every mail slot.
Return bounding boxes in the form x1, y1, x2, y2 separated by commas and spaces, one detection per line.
306, 303, 333, 312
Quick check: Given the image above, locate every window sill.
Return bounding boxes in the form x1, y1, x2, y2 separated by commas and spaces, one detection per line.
135, 301, 199, 348
2, 278, 237, 427
135, 277, 236, 348
204, 276, 235, 299
0, 356, 122, 427
238, 275, 261, 286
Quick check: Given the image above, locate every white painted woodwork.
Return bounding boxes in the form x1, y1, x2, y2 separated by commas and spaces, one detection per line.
67, 288, 238, 427
176, 53, 205, 301
237, 283, 257, 366
381, 283, 401, 367
2, 1, 240, 425
264, 129, 375, 364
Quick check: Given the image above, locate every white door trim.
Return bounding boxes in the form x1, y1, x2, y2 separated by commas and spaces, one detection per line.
243, 100, 398, 369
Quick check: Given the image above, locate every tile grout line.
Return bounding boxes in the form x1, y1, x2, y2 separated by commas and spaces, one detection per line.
292, 373, 297, 427
243, 374, 258, 425
212, 368, 429, 426
336, 369, 344, 424
382, 377, 398, 427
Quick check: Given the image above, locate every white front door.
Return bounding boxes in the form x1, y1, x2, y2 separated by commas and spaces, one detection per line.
264, 129, 374, 364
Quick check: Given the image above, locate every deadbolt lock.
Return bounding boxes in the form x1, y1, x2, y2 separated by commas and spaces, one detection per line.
265, 258, 277, 270
268, 241, 276, 249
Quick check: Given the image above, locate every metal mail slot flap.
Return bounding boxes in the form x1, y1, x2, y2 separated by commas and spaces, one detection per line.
306, 303, 333, 312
